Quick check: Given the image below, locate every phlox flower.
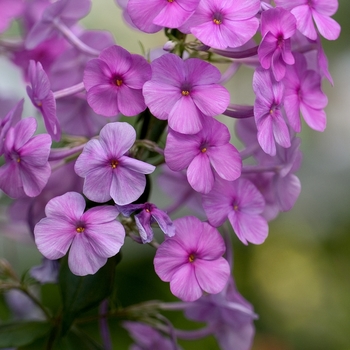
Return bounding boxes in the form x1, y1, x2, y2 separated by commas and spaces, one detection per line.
180, 0, 260, 49
258, 7, 296, 81
127, 0, 200, 33
84, 45, 151, 117
154, 216, 230, 302
143, 54, 230, 134
274, 0, 340, 41
202, 177, 268, 245
117, 202, 175, 243
164, 117, 241, 193
283, 52, 327, 132
74, 122, 155, 205
26, 60, 61, 141
253, 67, 291, 156
0, 117, 52, 199
34, 192, 125, 276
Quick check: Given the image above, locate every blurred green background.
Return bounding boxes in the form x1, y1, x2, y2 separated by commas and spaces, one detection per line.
1, 0, 350, 349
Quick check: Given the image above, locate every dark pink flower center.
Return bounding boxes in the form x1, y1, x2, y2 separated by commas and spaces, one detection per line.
110, 159, 119, 169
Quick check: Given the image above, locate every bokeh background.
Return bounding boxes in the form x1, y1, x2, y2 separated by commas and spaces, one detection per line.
1, 1, 350, 349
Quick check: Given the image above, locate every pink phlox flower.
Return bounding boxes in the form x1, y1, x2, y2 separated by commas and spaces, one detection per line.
143, 53, 230, 134
126, 0, 200, 33
74, 122, 155, 205
274, 0, 340, 40
258, 7, 296, 81
185, 277, 257, 350
84, 45, 151, 117
50, 30, 115, 90
0, 0, 24, 33
253, 67, 291, 156
164, 117, 242, 193
123, 321, 179, 350
117, 202, 175, 243
26, 60, 61, 141
25, 0, 92, 49
34, 191, 125, 276
154, 216, 230, 302
0, 117, 52, 199
180, 0, 260, 49
115, 0, 137, 29
0, 99, 23, 155
202, 177, 268, 245
283, 52, 328, 132
30, 258, 59, 284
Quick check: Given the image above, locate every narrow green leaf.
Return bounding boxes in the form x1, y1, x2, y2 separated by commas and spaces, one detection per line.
0, 321, 51, 347
59, 254, 121, 334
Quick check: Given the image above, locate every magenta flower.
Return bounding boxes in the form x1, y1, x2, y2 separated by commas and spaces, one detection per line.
258, 7, 296, 81
127, 0, 200, 33
181, 0, 260, 49
283, 53, 328, 132
34, 192, 125, 276
253, 67, 291, 156
26, 60, 61, 142
165, 117, 241, 193
117, 202, 175, 244
275, 0, 340, 41
154, 216, 230, 302
74, 122, 155, 205
84, 45, 151, 117
202, 178, 268, 245
0, 117, 52, 199
143, 54, 230, 134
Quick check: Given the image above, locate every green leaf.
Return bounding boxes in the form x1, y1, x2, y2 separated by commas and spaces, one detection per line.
53, 328, 104, 350
59, 254, 121, 334
0, 321, 51, 347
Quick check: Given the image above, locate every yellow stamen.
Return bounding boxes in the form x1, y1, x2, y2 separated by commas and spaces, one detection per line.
168, 0, 174, 2
111, 160, 118, 168
233, 204, 239, 211
145, 208, 150, 213
76, 227, 85, 233
16, 158, 21, 163
188, 254, 195, 263
213, 18, 221, 25
182, 90, 190, 96
201, 147, 207, 153
115, 79, 123, 86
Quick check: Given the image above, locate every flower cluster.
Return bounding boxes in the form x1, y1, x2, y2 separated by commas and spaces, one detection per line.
0, 0, 340, 349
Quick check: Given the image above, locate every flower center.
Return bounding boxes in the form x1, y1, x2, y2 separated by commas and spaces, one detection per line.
233, 203, 239, 211
201, 147, 207, 153
188, 253, 196, 263
182, 90, 190, 96
115, 79, 123, 87
213, 12, 223, 25
167, 0, 174, 2
76, 226, 85, 233
110, 160, 119, 169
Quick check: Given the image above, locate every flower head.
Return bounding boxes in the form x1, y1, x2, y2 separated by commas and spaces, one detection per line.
154, 216, 230, 301
34, 192, 125, 276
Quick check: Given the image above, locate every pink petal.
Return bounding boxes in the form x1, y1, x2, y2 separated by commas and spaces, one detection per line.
87, 84, 120, 117
187, 153, 214, 193
45, 192, 86, 219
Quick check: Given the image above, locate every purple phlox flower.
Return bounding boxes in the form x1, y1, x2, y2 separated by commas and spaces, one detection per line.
165, 117, 242, 194
185, 277, 257, 350
20, 0, 51, 32
253, 67, 291, 156
30, 258, 59, 284
126, 0, 200, 33
0, 99, 23, 155
143, 53, 230, 134
84, 45, 151, 117
26, 60, 61, 141
179, 0, 260, 50
34, 191, 125, 276
50, 30, 115, 90
154, 216, 230, 302
8, 160, 83, 234
258, 7, 296, 81
123, 321, 178, 350
157, 164, 205, 218
74, 122, 155, 205
117, 202, 175, 244
56, 95, 119, 138
25, 0, 92, 49
274, 0, 340, 41
0, 117, 52, 199
283, 52, 328, 133
202, 177, 268, 245
12, 36, 68, 81
0, 0, 24, 33
115, 0, 137, 29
